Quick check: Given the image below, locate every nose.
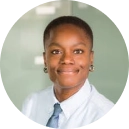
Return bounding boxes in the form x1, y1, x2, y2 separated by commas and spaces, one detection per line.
59, 52, 75, 65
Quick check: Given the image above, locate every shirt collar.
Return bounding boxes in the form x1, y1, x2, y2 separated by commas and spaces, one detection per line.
49, 79, 91, 119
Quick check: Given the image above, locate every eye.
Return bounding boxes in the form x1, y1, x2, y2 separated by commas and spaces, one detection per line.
74, 49, 84, 54
51, 50, 62, 54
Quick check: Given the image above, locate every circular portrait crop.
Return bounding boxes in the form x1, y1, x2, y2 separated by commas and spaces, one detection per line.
0, 1, 128, 129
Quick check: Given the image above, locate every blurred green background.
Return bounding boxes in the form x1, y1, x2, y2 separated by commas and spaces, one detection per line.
0, 0, 128, 111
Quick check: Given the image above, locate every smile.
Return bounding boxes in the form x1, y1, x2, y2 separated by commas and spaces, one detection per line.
57, 69, 79, 75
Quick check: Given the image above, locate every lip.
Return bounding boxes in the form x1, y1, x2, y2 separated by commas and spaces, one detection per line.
57, 68, 79, 75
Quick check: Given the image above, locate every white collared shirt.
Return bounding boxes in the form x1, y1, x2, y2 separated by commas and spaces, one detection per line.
22, 80, 114, 129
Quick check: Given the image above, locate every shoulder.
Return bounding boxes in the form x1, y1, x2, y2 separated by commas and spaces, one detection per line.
89, 84, 114, 115
26, 86, 52, 101
22, 86, 52, 116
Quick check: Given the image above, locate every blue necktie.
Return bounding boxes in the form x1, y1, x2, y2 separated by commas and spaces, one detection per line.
46, 103, 62, 128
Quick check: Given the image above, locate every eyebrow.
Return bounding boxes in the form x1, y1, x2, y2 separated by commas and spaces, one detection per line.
48, 42, 87, 48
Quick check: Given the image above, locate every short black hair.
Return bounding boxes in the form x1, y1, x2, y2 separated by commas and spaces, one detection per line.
43, 16, 93, 49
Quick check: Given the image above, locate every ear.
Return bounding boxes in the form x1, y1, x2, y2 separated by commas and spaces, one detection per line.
43, 52, 47, 67
90, 51, 94, 65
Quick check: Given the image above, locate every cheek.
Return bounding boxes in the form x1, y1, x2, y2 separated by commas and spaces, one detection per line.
77, 57, 91, 79
76, 55, 91, 69
79, 62, 90, 72
46, 60, 57, 82
46, 56, 59, 76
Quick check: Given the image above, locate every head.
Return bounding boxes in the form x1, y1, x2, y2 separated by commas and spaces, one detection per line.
43, 16, 94, 90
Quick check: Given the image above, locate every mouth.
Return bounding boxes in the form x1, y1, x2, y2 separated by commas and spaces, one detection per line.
57, 69, 79, 75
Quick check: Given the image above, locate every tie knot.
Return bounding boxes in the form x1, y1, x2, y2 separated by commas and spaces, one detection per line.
53, 103, 62, 116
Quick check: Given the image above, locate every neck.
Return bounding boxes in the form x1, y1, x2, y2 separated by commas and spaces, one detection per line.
53, 83, 84, 102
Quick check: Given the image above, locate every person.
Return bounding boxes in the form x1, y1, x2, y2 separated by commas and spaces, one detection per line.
22, 16, 114, 129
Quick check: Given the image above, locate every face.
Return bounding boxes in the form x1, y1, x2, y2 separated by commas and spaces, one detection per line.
43, 24, 94, 90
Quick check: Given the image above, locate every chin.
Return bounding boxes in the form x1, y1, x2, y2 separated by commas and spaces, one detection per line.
56, 80, 84, 90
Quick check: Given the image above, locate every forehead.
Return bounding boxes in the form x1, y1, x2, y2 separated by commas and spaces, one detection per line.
50, 24, 90, 40
52, 24, 86, 35
45, 24, 92, 49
